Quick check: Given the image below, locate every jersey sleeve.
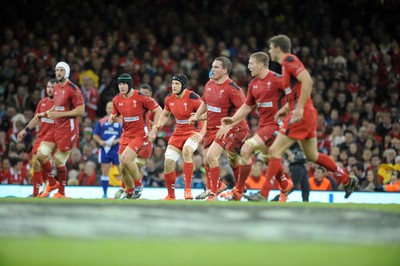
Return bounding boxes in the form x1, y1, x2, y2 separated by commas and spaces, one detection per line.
164, 95, 171, 112
285, 56, 305, 78
34, 98, 45, 115
142, 95, 160, 111
229, 84, 245, 109
70, 86, 85, 107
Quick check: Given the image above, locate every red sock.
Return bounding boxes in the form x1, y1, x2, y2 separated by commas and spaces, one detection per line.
205, 165, 211, 190
32, 172, 42, 196
183, 162, 193, 189
261, 158, 284, 197
231, 166, 239, 184
40, 171, 47, 184
42, 161, 57, 186
237, 164, 252, 193
316, 153, 349, 184
133, 179, 142, 187
209, 166, 220, 194
121, 181, 126, 189
126, 187, 134, 194
164, 171, 176, 198
56, 166, 67, 195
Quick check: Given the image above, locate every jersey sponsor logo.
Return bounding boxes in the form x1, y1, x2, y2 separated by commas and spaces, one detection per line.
207, 105, 221, 113
257, 101, 273, 108
42, 103, 46, 106
176, 119, 189, 124
41, 118, 55, 124
124, 116, 139, 122
284, 87, 292, 95
55, 106, 65, 111
119, 103, 123, 106
104, 129, 119, 135
170, 102, 174, 106
206, 87, 212, 91
253, 85, 258, 89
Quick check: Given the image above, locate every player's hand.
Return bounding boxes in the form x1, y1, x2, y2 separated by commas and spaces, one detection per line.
17, 130, 26, 142
190, 132, 203, 143
216, 124, 231, 139
188, 113, 197, 125
290, 107, 304, 125
147, 129, 157, 142
274, 107, 288, 123
42, 106, 56, 119
108, 114, 117, 124
221, 117, 234, 126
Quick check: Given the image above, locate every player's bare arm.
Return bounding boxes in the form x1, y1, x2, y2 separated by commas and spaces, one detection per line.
148, 106, 163, 142
291, 70, 313, 123
47, 104, 84, 119
17, 117, 40, 142
275, 103, 289, 122
188, 102, 207, 125
190, 115, 207, 143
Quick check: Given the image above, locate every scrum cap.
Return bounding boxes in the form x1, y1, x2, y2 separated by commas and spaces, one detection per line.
55, 62, 70, 78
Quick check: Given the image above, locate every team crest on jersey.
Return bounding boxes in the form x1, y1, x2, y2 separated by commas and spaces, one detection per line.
253, 85, 258, 89
267, 81, 271, 90
219, 90, 224, 97
183, 102, 188, 110
119, 103, 123, 106
170, 102, 174, 106
133, 100, 137, 107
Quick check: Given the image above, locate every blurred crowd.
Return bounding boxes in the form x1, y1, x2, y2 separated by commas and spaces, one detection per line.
0, 0, 399, 192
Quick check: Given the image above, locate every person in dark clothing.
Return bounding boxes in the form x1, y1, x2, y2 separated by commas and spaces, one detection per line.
272, 143, 310, 202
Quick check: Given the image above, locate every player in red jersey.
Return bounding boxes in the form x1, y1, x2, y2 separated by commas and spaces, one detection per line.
245, 35, 357, 202
17, 79, 58, 197
216, 52, 287, 201
35, 62, 85, 198
152, 73, 206, 200
108, 73, 162, 199
189, 57, 250, 201
113, 83, 153, 199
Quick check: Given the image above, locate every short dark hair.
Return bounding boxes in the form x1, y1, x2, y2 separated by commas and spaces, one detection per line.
269, 34, 291, 53
48, 78, 58, 84
139, 84, 153, 96
214, 56, 232, 74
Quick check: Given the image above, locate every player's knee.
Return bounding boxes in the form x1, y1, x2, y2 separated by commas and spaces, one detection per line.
33, 159, 42, 172
206, 153, 218, 165
53, 151, 69, 167
164, 159, 175, 173
182, 146, 192, 161
37, 145, 52, 161
119, 154, 132, 166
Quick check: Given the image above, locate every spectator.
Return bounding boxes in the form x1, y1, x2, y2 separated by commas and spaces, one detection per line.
360, 169, 380, 192
2, 157, 29, 185
78, 161, 98, 186
309, 167, 332, 191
